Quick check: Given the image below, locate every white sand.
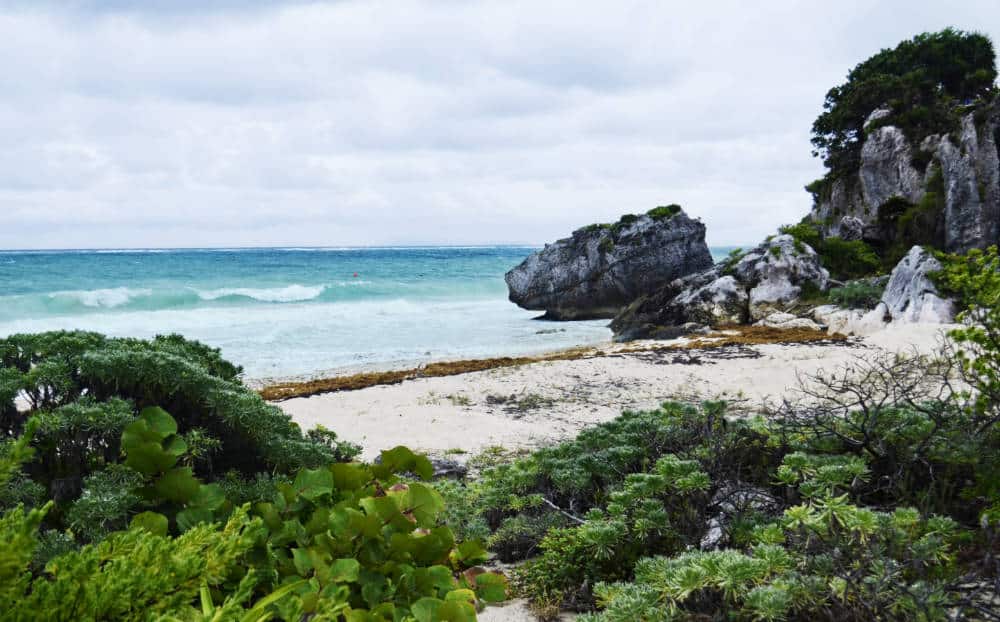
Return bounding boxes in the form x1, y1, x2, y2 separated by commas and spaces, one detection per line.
278, 324, 955, 462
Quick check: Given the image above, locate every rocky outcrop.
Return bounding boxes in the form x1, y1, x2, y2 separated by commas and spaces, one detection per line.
809, 100, 1000, 253
505, 209, 713, 320
611, 235, 829, 340
880, 245, 955, 323
811, 245, 954, 335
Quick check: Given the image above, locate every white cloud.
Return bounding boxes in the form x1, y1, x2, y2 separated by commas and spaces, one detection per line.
1, 0, 998, 248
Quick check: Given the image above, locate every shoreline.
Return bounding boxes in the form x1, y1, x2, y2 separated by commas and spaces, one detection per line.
274, 323, 954, 462
257, 325, 848, 401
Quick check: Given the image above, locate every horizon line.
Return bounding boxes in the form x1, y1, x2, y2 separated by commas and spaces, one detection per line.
0, 242, 751, 253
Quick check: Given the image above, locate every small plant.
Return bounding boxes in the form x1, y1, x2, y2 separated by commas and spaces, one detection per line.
446, 393, 473, 407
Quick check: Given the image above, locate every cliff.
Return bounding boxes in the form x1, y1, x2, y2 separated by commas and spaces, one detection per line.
808, 98, 1000, 254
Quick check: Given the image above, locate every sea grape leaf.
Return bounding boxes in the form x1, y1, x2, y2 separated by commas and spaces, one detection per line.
292, 548, 313, 576
154, 467, 201, 504
176, 507, 213, 532
163, 435, 188, 458
412, 598, 475, 622
129, 511, 168, 537
331, 462, 370, 492
376, 446, 434, 480
452, 540, 489, 566
360, 495, 415, 532
474, 572, 508, 603
304, 506, 330, 535
293, 467, 334, 502
140, 406, 177, 437
445, 589, 476, 606
392, 528, 455, 565
411, 597, 444, 622
329, 558, 361, 583
255, 502, 283, 531
360, 571, 388, 608
124, 440, 177, 476
403, 483, 444, 526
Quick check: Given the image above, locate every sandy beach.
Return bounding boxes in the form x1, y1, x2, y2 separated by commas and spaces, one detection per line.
276, 324, 955, 463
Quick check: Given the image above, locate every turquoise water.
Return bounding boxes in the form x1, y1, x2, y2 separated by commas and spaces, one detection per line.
0, 246, 737, 379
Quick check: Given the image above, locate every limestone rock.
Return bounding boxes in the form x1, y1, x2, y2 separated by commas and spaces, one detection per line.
505, 209, 713, 320
881, 246, 955, 323
611, 236, 829, 340
809, 100, 1000, 252
812, 304, 890, 336
754, 312, 823, 331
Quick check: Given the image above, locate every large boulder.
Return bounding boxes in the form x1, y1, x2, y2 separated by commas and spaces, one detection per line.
732, 235, 829, 320
610, 270, 746, 340
811, 245, 954, 335
880, 245, 955, 323
505, 207, 713, 320
611, 235, 829, 340
808, 100, 1000, 253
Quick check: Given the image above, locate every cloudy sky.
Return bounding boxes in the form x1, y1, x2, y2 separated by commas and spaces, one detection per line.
1, 1, 998, 249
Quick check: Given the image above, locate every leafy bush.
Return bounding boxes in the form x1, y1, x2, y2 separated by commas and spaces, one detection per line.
0, 331, 359, 542
646, 204, 681, 220
779, 222, 882, 280
829, 280, 885, 309
0, 409, 508, 620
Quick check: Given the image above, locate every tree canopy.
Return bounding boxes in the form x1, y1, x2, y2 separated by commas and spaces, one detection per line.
811, 28, 997, 177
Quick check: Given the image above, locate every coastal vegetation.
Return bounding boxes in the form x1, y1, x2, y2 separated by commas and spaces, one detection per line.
810, 28, 996, 180
432, 250, 1000, 619
0, 333, 506, 620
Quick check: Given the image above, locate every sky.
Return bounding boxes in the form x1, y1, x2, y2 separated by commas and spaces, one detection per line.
1, 1, 998, 249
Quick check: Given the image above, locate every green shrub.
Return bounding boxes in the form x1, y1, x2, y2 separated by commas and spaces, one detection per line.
0, 410, 508, 620
779, 221, 881, 280
646, 204, 681, 220
829, 280, 885, 309
0, 331, 357, 542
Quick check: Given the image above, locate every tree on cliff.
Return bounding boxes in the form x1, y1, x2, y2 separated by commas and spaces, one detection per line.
812, 28, 996, 177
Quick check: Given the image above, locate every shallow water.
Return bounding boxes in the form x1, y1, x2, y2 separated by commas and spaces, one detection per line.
0, 246, 738, 379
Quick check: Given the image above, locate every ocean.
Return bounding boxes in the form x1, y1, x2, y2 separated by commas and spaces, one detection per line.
0, 246, 739, 380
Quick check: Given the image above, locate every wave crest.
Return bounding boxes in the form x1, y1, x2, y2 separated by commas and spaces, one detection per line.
49, 287, 153, 308
196, 284, 327, 303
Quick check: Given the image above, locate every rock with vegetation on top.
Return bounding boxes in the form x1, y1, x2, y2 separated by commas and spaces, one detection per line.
806, 30, 1000, 255
505, 205, 713, 320
611, 235, 829, 340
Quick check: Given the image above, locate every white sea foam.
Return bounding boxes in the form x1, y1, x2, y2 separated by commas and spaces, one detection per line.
49, 287, 153, 308
195, 284, 327, 303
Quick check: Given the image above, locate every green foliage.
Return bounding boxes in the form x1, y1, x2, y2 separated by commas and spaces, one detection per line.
0, 409, 506, 620
579, 204, 685, 237
935, 246, 1000, 423
829, 280, 885, 309
0, 331, 359, 542
877, 167, 947, 267
811, 29, 996, 176
646, 204, 681, 220
779, 222, 882, 280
